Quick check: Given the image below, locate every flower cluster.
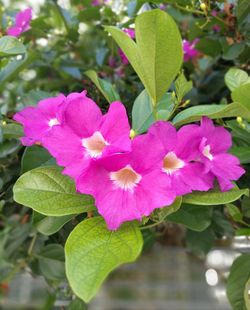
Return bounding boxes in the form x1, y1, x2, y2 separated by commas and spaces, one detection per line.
7, 8, 32, 37
14, 91, 245, 230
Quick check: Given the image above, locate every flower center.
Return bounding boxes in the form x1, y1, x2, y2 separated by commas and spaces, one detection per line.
48, 118, 60, 127
110, 165, 142, 191
82, 131, 109, 158
162, 152, 185, 175
202, 144, 213, 160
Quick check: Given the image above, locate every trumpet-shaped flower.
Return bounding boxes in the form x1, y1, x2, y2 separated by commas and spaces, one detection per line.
7, 8, 32, 37
13, 94, 66, 146
197, 117, 245, 191
79, 133, 176, 230
43, 93, 131, 188
146, 121, 214, 196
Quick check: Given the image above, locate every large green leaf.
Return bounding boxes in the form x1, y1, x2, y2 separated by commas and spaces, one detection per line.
84, 70, 120, 103
65, 217, 143, 302
232, 83, 250, 116
167, 204, 212, 231
172, 102, 250, 126
157, 197, 182, 221
13, 166, 95, 216
105, 9, 183, 104
132, 89, 173, 133
227, 254, 250, 310
225, 68, 250, 92
0, 36, 26, 57
183, 187, 249, 206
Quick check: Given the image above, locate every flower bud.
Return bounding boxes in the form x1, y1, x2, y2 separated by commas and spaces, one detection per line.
200, 3, 207, 11
130, 129, 136, 139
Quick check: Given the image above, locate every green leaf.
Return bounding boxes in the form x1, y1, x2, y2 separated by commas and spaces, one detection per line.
172, 102, 250, 127
244, 278, 250, 310
33, 212, 75, 236
1, 123, 23, 139
236, 0, 250, 23
132, 89, 173, 133
0, 139, 20, 158
227, 254, 250, 310
84, 70, 120, 103
167, 204, 212, 231
37, 244, 66, 281
13, 166, 95, 216
230, 147, 250, 164
225, 68, 250, 92
174, 71, 192, 102
105, 9, 183, 104
186, 227, 215, 257
232, 83, 250, 116
0, 52, 37, 88
0, 36, 26, 56
157, 197, 182, 221
183, 187, 249, 206
68, 298, 87, 310
65, 217, 143, 302
226, 204, 243, 222
21, 145, 55, 174
223, 43, 245, 61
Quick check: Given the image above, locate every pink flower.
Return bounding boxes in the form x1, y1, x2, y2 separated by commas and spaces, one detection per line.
13, 94, 66, 146
118, 28, 135, 65
145, 121, 214, 196
196, 117, 245, 191
7, 8, 32, 37
43, 92, 131, 188
182, 39, 199, 62
81, 133, 176, 230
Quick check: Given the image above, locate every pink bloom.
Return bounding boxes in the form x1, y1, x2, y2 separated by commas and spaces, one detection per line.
182, 39, 199, 62
43, 92, 131, 188
146, 121, 214, 196
211, 10, 218, 17
81, 133, 176, 230
196, 117, 245, 191
7, 8, 32, 37
118, 28, 135, 65
14, 94, 65, 146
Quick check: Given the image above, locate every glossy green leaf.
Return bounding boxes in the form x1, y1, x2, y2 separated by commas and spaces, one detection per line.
85, 70, 120, 103
172, 102, 250, 126
227, 254, 250, 310
33, 212, 75, 236
105, 9, 183, 104
157, 197, 182, 221
37, 244, 66, 281
225, 68, 249, 91
132, 89, 173, 133
167, 204, 212, 231
232, 83, 250, 116
174, 71, 192, 102
13, 166, 95, 216
183, 187, 249, 206
65, 217, 143, 302
0, 36, 26, 57
0, 139, 20, 158
1, 123, 23, 139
